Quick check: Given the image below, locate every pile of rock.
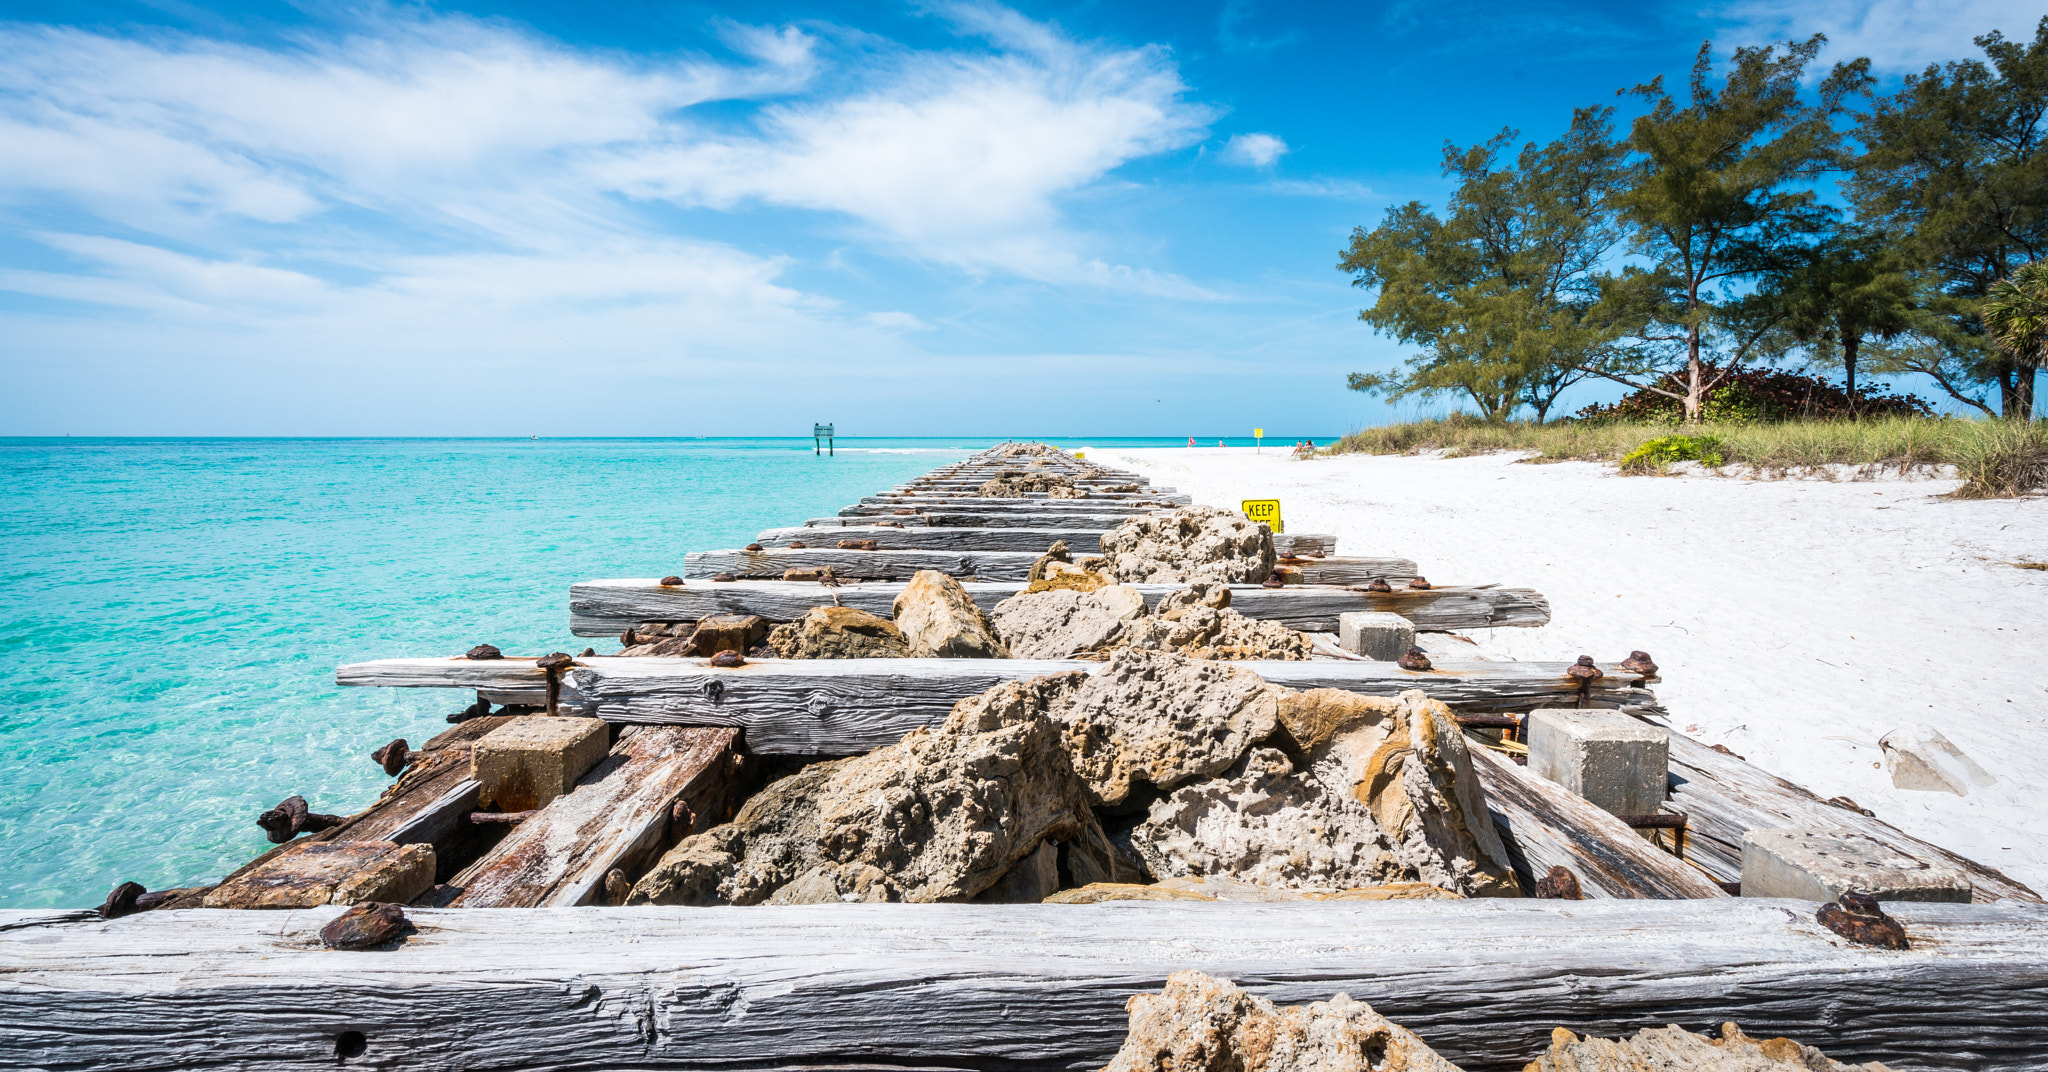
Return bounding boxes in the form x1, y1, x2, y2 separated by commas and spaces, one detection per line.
1098, 506, 1276, 584
1097, 973, 1887, 1072
766, 572, 1008, 659
978, 471, 1077, 497
992, 581, 1314, 661
627, 649, 1516, 905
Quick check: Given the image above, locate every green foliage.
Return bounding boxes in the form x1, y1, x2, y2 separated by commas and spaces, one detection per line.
1851, 18, 2048, 418
1950, 419, 2048, 496
1573, 365, 1933, 423
1774, 228, 1921, 401
1619, 435, 1726, 470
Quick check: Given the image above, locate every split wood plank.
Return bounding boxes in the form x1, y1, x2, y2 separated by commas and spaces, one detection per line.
1469, 746, 1727, 900
337, 656, 1660, 754
682, 548, 1416, 583
147, 715, 516, 908
567, 578, 1541, 634
760, 525, 1338, 557
863, 493, 1195, 505
6, 900, 2047, 1071
449, 727, 738, 908
1638, 721, 2043, 904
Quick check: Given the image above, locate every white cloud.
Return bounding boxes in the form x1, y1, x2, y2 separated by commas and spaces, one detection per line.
1715, 0, 2044, 74
1221, 132, 1288, 168
865, 310, 931, 331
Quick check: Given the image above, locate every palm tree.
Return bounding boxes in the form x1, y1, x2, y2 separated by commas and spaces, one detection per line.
1982, 262, 2048, 421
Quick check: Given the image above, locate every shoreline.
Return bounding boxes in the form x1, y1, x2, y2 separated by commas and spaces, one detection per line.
1093, 445, 2048, 894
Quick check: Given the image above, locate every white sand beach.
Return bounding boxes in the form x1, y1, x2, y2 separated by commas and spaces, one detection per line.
1095, 446, 2048, 896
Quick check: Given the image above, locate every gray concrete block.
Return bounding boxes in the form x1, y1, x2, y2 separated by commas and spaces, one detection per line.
1337, 611, 1415, 661
1525, 708, 1667, 816
1739, 828, 1973, 903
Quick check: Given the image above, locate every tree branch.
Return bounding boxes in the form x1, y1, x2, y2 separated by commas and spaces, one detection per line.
1573, 365, 1688, 401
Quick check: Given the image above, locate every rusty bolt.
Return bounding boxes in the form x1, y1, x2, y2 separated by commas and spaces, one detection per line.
98, 881, 148, 919
256, 795, 345, 844
1566, 655, 1604, 683
604, 869, 632, 906
579, 647, 596, 658
1261, 576, 1285, 588
1396, 648, 1433, 672
1619, 650, 1658, 675
1367, 578, 1393, 593
536, 652, 576, 673
1817, 891, 1909, 950
708, 649, 745, 668
1827, 796, 1876, 817
320, 903, 415, 951
619, 627, 638, 648
465, 644, 502, 660
370, 738, 414, 777
788, 540, 806, 548
658, 575, 684, 586
711, 572, 738, 582
670, 798, 695, 834
1407, 577, 1431, 590
877, 521, 901, 529
893, 509, 917, 515
1534, 866, 1583, 900
745, 543, 764, 552
838, 539, 878, 551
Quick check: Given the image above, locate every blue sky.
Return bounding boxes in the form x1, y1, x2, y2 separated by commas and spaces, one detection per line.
1, 0, 2038, 436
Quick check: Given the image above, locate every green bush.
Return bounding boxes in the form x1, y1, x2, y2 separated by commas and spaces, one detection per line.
1574, 366, 1932, 424
1619, 434, 1726, 471
1950, 421, 2048, 499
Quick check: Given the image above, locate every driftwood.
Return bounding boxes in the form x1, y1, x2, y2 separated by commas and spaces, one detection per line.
337, 656, 1659, 755
568, 579, 1545, 634
1469, 747, 1727, 900
811, 512, 1133, 530
1635, 721, 2043, 904
449, 727, 738, 908
757, 527, 1337, 557
5, 900, 2047, 1071
682, 549, 1417, 583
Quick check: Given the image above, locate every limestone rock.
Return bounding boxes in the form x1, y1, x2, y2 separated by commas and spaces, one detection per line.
1098, 507, 1275, 585
979, 471, 1075, 497
1028, 540, 1075, 581
767, 606, 910, 659
1121, 603, 1315, 661
992, 585, 1149, 659
627, 673, 1099, 905
1525, 1023, 1891, 1072
1054, 648, 1281, 806
893, 570, 1008, 658
1047, 485, 1090, 499
1043, 882, 1216, 903
1100, 971, 1463, 1072
1131, 689, 1517, 897
973, 840, 1061, 903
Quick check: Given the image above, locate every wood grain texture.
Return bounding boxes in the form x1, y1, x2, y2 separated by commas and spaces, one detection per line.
450, 728, 737, 908
1470, 746, 1727, 900
754, 527, 1339, 558
682, 549, 1420, 583
339, 656, 1659, 755
5, 899, 2046, 1071
567, 579, 1541, 634
1635, 720, 2044, 904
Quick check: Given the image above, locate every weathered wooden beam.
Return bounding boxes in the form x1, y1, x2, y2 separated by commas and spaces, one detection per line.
682, 549, 1416, 583
337, 656, 1659, 755
6, 900, 2046, 1071
863, 493, 1195, 505
1469, 746, 1727, 900
1638, 721, 2043, 904
567, 579, 1541, 634
449, 727, 738, 908
754, 526, 1341, 558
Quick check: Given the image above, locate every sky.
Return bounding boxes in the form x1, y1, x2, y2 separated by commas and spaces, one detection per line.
1, 0, 2041, 436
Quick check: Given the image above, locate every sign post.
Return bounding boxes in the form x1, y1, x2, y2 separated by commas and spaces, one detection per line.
1240, 498, 1282, 534
1253, 428, 1263, 453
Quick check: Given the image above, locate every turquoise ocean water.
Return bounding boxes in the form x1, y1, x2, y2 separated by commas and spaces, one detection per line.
0, 435, 1323, 909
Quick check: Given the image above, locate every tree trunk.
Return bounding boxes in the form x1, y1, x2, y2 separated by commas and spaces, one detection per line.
1683, 320, 1704, 423
1843, 335, 1860, 415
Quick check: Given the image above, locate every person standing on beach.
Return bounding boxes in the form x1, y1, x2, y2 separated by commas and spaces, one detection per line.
1187, 436, 1195, 447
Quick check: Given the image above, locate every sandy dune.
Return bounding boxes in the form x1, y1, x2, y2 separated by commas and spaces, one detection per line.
1095, 446, 2048, 896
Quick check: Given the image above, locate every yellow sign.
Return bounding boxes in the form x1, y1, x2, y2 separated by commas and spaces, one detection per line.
1074, 451, 1085, 459
1241, 498, 1282, 534
1253, 428, 1263, 438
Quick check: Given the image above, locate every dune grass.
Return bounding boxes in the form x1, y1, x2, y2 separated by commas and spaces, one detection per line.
1322, 415, 2047, 497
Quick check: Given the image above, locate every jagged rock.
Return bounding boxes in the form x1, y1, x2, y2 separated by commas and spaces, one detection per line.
1047, 485, 1089, 499
1028, 540, 1074, 581
765, 863, 895, 905
1101, 971, 1463, 1072
627, 674, 1099, 905
1526, 1023, 1891, 1072
1045, 877, 1462, 903
998, 442, 1061, 458
1121, 603, 1315, 661
1099, 507, 1275, 585
893, 570, 1008, 658
973, 840, 1061, 903
767, 606, 910, 658
1027, 559, 1114, 593
979, 471, 1075, 497
1130, 689, 1518, 897
1155, 583, 1231, 613
1054, 648, 1280, 806
992, 584, 1149, 658
1043, 882, 1216, 903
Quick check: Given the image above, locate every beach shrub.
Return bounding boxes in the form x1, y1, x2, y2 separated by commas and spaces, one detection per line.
1573, 366, 1933, 424
1619, 434, 1726, 471
1950, 420, 2048, 498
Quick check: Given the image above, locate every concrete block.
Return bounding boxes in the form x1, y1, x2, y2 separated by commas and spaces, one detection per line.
203, 841, 435, 909
473, 715, 610, 812
1338, 611, 1415, 661
1526, 708, 1667, 816
1880, 725, 1995, 796
1739, 828, 1972, 903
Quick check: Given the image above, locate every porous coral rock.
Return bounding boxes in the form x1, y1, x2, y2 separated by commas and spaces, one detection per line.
978, 471, 1075, 497
1525, 1023, 1891, 1072
627, 673, 1098, 906
767, 606, 910, 659
1053, 648, 1281, 806
1100, 971, 1463, 1072
1121, 603, 1315, 661
892, 569, 1008, 658
1098, 506, 1275, 585
992, 584, 1148, 658
1131, 689, 1518, 897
